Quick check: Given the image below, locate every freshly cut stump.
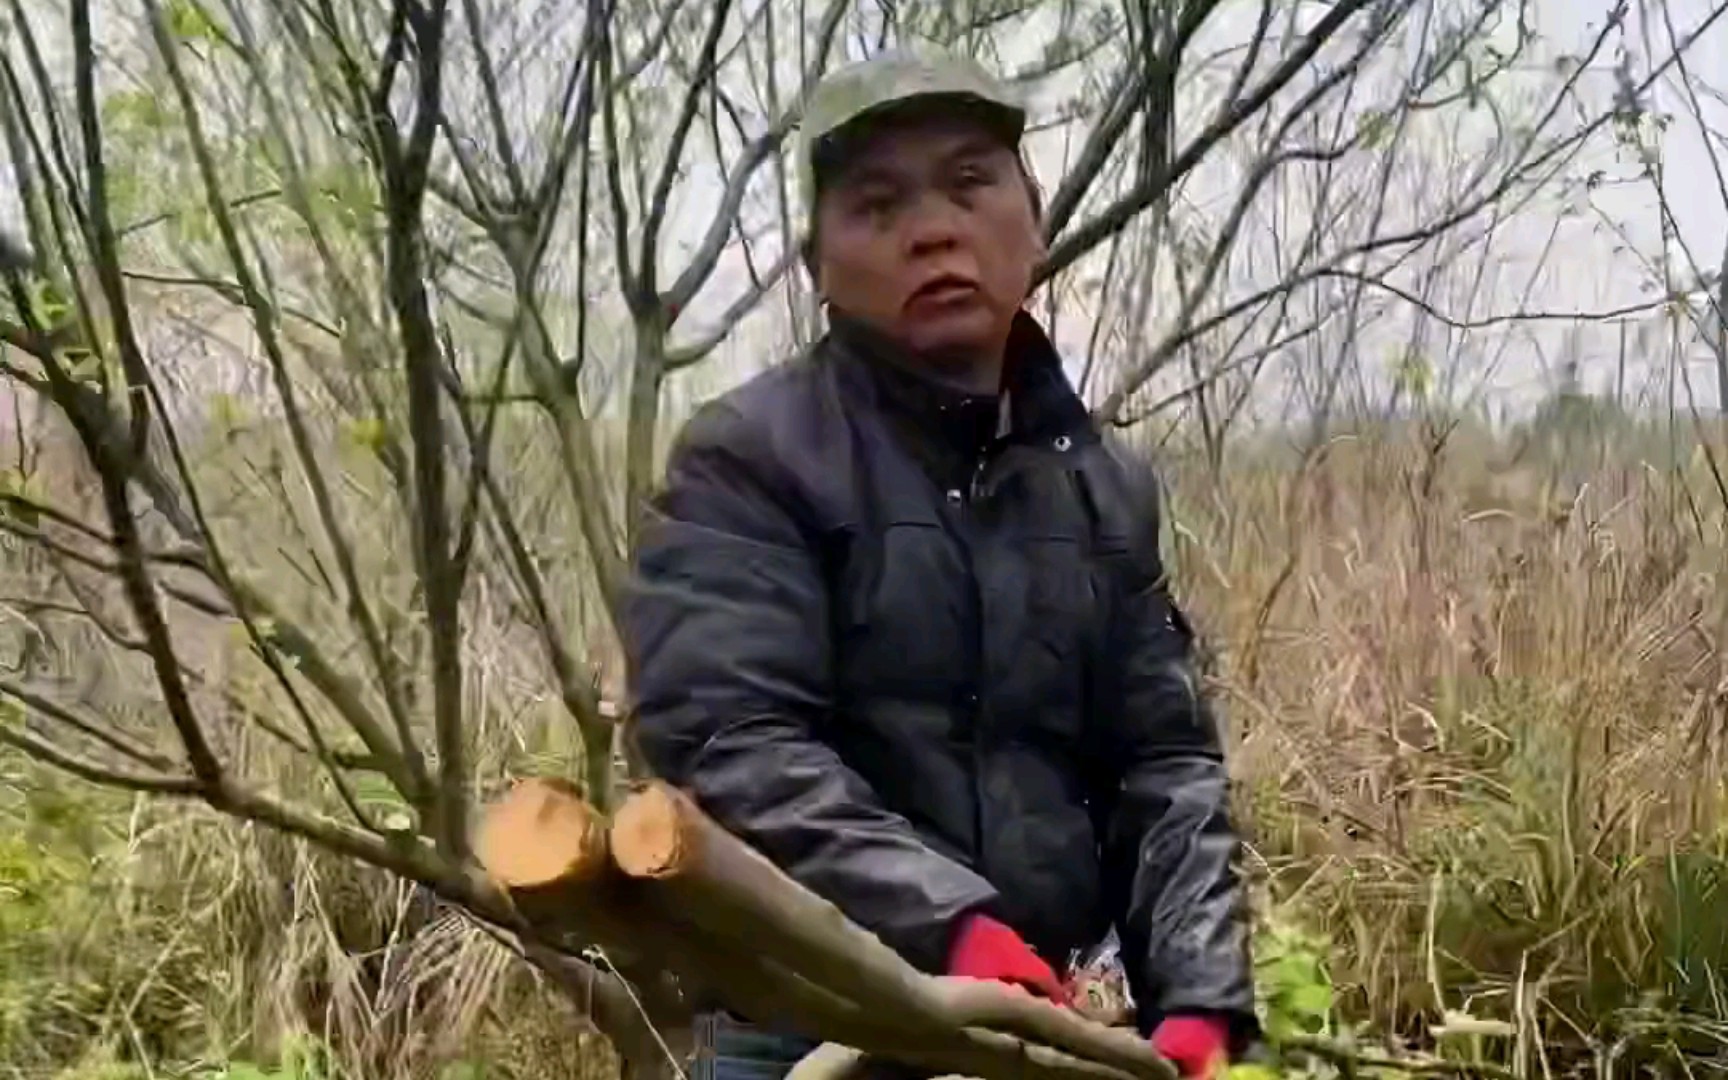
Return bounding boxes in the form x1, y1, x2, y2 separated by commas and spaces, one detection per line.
474, 777, 610, 888
611, 781, 697, 878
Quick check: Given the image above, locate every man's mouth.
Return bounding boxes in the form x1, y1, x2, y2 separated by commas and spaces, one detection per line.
908, 275, 981, 308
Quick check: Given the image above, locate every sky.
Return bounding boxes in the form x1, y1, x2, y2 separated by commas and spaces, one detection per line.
5, 0, 1728, 422
661, 0, 1728, 420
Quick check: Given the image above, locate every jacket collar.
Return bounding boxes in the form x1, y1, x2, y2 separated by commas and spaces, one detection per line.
824, 307, 1093, 452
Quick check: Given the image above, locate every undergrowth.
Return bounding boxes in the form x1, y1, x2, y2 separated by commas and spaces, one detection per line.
3, 416, 1726, 1078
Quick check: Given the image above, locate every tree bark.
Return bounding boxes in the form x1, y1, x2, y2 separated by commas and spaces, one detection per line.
610, 782, 1176, 1080
475, 777, 1177, 1080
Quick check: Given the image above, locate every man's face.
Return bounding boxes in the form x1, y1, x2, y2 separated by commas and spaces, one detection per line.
811, 113, 1045, 368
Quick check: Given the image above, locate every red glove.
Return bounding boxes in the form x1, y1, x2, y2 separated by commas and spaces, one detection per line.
1151, 1014, 1229, 1079
946, 913, 1069, 1005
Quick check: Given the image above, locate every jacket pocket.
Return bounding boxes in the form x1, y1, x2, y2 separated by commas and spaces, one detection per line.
1024, 534, 1096, 624
836, 523, 970, 697
1008, 534, 1096, 734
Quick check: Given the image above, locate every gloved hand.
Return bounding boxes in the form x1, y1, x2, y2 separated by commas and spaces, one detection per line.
1151, 1014, 1230, 1079
946, 913, 1069, 1005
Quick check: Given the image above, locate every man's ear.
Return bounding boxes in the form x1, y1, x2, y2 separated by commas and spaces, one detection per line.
800, 232, 819, 290
1019, 162, 1048, 257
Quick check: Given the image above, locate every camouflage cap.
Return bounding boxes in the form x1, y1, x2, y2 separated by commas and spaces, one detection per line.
797, 50, 1026, 217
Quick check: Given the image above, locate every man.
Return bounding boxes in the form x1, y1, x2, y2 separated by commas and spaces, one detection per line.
623, 50, 1258, 1080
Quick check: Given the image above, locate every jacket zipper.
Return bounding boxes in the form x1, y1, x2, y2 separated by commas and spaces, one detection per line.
964, 449, 990, 878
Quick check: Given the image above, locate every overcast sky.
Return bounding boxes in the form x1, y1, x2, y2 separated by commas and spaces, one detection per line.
663, 0, 1728, 419
5, 0, 1727, 419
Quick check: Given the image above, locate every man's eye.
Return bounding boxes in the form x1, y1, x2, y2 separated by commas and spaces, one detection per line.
852, 192, 898, 217
955, 164, 995, 188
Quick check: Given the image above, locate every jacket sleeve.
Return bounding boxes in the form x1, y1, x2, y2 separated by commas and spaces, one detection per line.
623, 399, 1002, 974
1093, 454, 1259, 1047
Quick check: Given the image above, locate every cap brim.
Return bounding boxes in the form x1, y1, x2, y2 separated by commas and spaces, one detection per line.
807, 93, 1025, 195
825, 91, 1024, 145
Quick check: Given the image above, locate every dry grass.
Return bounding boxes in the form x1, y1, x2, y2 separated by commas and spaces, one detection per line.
0, 747, 621, 1080
1166, 418, 1728, 1073
3, 405, 1727, 1077
0, 400, 626, 1079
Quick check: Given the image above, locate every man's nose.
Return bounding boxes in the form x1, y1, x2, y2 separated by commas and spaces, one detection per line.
902, 191, 965, 254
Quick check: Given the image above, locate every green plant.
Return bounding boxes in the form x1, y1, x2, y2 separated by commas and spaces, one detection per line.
1254, 914, 1337, 1045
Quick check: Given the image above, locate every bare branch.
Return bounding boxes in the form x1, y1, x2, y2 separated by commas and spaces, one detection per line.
1041, 0, 1388, 282
666, 246, 799, 370
381, 0, 472, 858
639, 0, 737, 300
0, 675, 175, 771
144, 0, 432, 807
662, 0, 848, 315
598, 10, 640, 308
0, 723, 202, 795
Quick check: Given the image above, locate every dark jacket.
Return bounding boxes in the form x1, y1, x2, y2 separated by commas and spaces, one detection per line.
624, 309, 1257, 1043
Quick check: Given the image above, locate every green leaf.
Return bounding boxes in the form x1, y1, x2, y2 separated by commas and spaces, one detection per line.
105, 165, 146, 226
166, 0, 221, 42
1286, 980, 1334, 1023
170, 201, 217, 248
1356, 110, 1392, 150
1390, 347, 1432, 401
208, 391, 252, 431
342, 416, 389, 453
23, 277, 71, 330
63, 347, 104, 386
351, 772, 415, 821
308, 163, 380, 235
101, 89, 170, 133
280, 1032, 332, 1080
